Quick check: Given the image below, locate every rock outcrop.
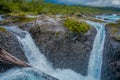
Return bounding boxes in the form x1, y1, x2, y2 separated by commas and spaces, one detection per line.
0, 29, 27, 73
20, 15, 96, 75
101, 23, 120, 80
0, 26, 59, 80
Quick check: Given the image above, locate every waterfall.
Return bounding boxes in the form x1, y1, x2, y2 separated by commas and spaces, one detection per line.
1, 20, 105, 80
16, 31, 54, 73
86, 21, 105, 80
4, 26, 85, 80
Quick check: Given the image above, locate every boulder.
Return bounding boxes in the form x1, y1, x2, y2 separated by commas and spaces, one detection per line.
101, 24, 120, 80
0, 30, 27, 73
20, 15, 97, 75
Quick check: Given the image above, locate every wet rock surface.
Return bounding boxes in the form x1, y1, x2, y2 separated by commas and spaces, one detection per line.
24, 16, 97, 75
0, 30, 27, 73
102, 25, 120, 80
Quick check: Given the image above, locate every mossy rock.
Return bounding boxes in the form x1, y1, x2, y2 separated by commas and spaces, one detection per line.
106, 22, 120, 41
112, 32, 120, 41
106, 22, 120, 28
11, 13, 36, 23
15, 16, 35, 23
116, 19, 120, 23
64, 18, 90, 33
88, 18, 105, 23
3, 13, 36, 23
0, 27, 7, 33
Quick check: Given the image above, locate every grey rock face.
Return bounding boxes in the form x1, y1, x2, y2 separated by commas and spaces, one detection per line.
0, 30, 27, 73
101, 26, 120, 80
27, 16, 96, 75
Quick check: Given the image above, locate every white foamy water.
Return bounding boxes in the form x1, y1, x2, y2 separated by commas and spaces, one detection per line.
86, 21, 105, 80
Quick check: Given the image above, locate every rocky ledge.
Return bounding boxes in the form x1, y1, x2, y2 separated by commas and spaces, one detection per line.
0, 24, 59, 80
101, 22, 120, 80
0, 28, 27, 73
19, 15, 97, 75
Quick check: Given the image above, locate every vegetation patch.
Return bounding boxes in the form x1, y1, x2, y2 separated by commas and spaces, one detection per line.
64, 18, 90, 33
15, 16, 35, 23
0, 13, 36, 24
106, 22, 120, 41
116, 19, 120, 23
106, 22, 120, 28
0, 27, 7, 33
0, 0, 120, 15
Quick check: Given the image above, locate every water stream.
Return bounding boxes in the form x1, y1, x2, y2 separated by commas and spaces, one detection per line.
86, 21, 105, 80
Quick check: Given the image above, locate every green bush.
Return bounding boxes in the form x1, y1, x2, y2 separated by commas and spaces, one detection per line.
64, 18, 90, 33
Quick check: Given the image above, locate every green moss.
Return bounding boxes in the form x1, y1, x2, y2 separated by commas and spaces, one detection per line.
64, 18, 90, 33
116, 19, 120, 23
106, 22, 120, 28
16, 16, 35, 23
0, 27, 7, 33
9, 13, 36, 23
112, 29, 119, 34
55, 32, 60, 38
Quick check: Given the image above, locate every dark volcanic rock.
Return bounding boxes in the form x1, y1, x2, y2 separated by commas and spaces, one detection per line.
0, 30, 27, 73
26, 16, 96, 75
0, 27, 58, 80
101, 25, 120, 80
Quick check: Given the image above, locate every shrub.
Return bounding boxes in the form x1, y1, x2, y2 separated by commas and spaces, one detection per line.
64, 18, 90, 33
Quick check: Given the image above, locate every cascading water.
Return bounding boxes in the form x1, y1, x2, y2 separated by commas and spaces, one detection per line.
0, 20, 105, 80
86, 21, 105, 80
4, 26, 85, 80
